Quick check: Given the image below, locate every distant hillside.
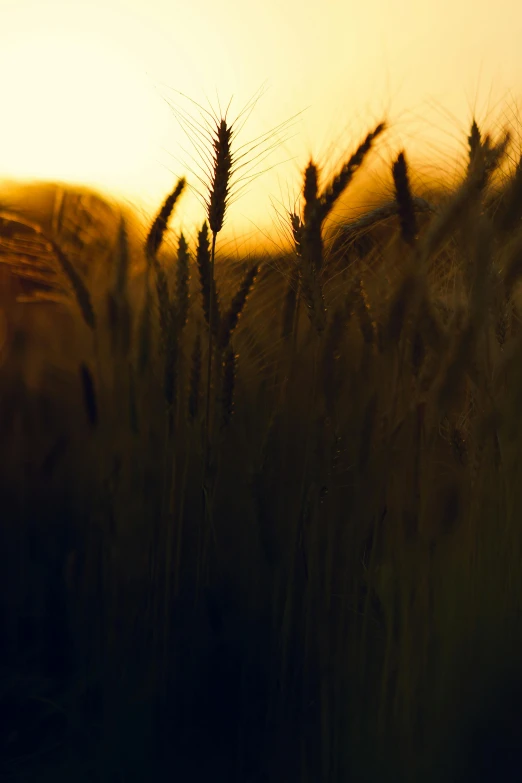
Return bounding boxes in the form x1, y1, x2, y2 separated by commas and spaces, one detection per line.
0, 179, 146, 303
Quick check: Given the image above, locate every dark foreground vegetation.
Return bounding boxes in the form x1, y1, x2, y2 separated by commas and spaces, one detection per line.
2, 106, 522, 782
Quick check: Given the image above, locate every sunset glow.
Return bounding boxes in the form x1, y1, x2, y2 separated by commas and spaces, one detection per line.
1, 0, 521, 249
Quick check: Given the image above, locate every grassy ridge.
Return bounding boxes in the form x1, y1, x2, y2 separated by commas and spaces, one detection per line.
1, 110, 522, 782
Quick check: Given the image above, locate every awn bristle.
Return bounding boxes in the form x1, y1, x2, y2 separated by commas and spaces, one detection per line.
218, 262, 259, 350
208, 119, 233, 236
145, 178, 186, 266
392, 151, 418, 246
196, 222, 221, 338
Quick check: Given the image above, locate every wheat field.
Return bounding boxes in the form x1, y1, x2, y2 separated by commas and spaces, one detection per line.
1, 105, 522, 783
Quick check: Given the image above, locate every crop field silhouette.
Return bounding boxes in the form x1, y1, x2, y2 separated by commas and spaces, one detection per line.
1, 98, 522, 782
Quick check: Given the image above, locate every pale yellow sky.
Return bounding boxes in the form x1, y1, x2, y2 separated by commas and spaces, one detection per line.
1, 0, 521, 251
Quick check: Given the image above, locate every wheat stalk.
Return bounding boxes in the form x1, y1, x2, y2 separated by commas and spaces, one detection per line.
175, 232, 190, 332
201, 117, 235, 491
321, 300, 352, 407
164, 300, 179, 409
140, 179, 186, 373
290, 127, 385, 337
494, 153, 522, 236
291, 211, 326, 334
384, 271, 419, 347
218, 262, 259, 350
188, 332, 202, 423
418, 130, 510, 266
155, 263, 170, 353
220, 345, 237, 431
280, 265, 301, 340
108, 217, 132, 357
138, 279, 152, 373
79, 363, 98, 429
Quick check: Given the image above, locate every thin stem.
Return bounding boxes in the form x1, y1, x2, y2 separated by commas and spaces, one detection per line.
204, 231, 218, 474
198, 230, 218, 604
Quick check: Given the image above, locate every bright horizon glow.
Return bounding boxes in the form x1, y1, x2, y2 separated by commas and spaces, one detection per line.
1, 0, 521, 253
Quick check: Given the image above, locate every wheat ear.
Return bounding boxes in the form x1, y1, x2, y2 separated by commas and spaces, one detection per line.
392, 151, 418, 246
218, 262, 259, 350
141, 179, 185, 370
145, 178, 186, 267
196, 222, 221, 339
49, 240, 96, 330
302, 160, 324, 274
467, 119, 482, 173
418, 131, 510, 266
319, 122, 386, 220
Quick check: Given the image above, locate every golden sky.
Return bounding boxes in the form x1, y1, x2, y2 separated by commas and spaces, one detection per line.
1, 0, 521, 252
